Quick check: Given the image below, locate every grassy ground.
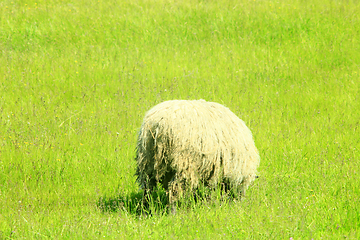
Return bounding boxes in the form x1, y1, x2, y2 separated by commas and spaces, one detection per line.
1, 0, 359, 238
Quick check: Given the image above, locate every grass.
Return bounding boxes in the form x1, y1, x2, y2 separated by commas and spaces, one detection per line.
0, 0, 359, 238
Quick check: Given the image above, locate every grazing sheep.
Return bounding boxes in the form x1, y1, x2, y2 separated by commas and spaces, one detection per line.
135, 99, 260, 208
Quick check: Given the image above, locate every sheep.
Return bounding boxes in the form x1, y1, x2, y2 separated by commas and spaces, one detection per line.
135, 99, 260, 210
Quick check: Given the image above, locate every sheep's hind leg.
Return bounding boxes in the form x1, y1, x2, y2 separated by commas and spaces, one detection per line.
168, 180, 184, 215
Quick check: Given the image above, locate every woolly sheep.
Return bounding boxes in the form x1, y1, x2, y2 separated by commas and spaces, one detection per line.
135, 99, 260, 206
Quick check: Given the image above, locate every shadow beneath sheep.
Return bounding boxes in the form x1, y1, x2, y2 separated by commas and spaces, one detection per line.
97, 185, 241, 216
97, 188, 169, 216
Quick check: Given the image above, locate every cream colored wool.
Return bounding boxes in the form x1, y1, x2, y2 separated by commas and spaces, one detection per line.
136, 99, 260, 204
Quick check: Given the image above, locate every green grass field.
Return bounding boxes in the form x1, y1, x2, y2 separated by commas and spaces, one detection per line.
1, 0, 359, 238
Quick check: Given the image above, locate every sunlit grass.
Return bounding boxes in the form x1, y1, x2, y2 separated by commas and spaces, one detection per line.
0, 0, 359, 238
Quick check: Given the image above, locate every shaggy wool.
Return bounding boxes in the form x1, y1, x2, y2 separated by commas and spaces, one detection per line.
136, 99, 260, 203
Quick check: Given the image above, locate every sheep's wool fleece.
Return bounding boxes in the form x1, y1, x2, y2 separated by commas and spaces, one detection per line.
136, 99, 260, 200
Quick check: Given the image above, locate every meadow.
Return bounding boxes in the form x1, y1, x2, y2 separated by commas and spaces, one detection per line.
0, 0, 359, 238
